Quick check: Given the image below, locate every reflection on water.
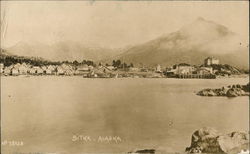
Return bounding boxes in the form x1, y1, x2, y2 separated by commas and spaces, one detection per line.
1, 77, 249, 153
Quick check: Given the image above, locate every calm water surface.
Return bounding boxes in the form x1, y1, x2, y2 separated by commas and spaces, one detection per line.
1, 76, 249, 153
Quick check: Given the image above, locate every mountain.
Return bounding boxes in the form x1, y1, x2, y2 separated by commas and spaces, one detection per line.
5, 41, 123, 62
113, 17, 249, 69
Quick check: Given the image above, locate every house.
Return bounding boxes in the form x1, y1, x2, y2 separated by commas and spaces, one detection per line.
11, 68, 19, 76
197, 67, 213, 75
47, 65, 56, 71
129, 67, 139, 72
0, 63, 4, 74
41, 66, 47, 72
56, 66, 65, 75
106, 66, 115, 70
37, 67, 43, 75
204, 57, 219, 66
165, 67, 176, 77
60, 64, 74, 75
88, 65, 94, 71
46, 65, 56, 74
77, 64, 89, 71
29, 68, 36, 74
61, 63, 73, 70
45, 69, 52, 75
90, 66, 112, 78
30, 66, 43, 75
3, 66, 12, 75
13, 63, 21, 69
18, 63, 29, 75
75, 64, 90, 75
65, 69, 74, 76
175, 63, 195, 75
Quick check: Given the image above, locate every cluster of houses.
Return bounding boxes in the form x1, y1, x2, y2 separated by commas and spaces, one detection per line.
165, 57, 219, 78
0, 57, 223, 79
0, 62, 162, 77
0, 63, 94, 76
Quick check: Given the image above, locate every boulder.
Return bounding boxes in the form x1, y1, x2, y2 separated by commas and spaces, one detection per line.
242, 83, 249, 92
219, 88, 228, 96
197, 83, 249, 97
186, 127, 249, 154
218, 132, 249, 153
226, 88, 245, 97
186, 127, 222, 153
197, 89, 216, 96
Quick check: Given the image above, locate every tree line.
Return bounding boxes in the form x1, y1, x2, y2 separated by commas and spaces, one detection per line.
0, 52, 96, 67
112, 60, 134, 69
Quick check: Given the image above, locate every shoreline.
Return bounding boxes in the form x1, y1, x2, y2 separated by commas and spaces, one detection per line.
0, 74, 249, 79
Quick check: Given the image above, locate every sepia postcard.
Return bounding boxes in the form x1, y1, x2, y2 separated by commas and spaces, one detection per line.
0, 1, 249, 154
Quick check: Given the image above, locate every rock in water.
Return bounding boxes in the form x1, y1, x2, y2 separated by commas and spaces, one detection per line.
242, 83, 250, 92
218, 132, 249, 153
197, 82, 249, 97
226, 88, 239, 97
186, 127, 222, 153
197, 89, 216, 96
186, 127, 249, 153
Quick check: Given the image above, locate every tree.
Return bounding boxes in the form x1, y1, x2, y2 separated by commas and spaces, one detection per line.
73, 60, 79, 66
123, 63, 127, 68
130, 63, 134, 68
112, 60, 116, 67
116, 60, 121, 67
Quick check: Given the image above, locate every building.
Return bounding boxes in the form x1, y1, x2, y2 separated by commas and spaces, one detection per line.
129, 67, 139, 72
13, 63, 21, 69
165, 63, 195, 77
75, 64, 90, 75
30, 66, 43, 75
0, 63, 4, 74
106, 66, 115, 70
156, 64, 162, 73
77, 64, 89, 71
46, 65, 56, 74
204, 57, 219, 66
197, 67, 213, 75
11, 68, 19, 76
56, 66, 65, 75
45, 69, 52, 75
90, 66, 112, 78
175, 63, 195, 75
41, 66, 47, 72
18, 63, 29, 75
3, 66, 12, 75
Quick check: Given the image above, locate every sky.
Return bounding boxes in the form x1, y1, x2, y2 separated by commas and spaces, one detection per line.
1, 1, 249, 48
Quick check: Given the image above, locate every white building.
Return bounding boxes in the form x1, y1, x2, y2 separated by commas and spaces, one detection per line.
11, 68, 19, 75
197, 67, 213, 75
156, 64, 162, 73
56, 66, 65, 75
173, 63, 195, 75
204, 57, 219, 66
18, 63, 29, 74
30, 66, 43, 75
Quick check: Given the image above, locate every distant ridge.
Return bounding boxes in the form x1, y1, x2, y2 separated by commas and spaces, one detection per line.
5, 41, 123, 62
2, 18, 249, 69
111, 18, 249, 69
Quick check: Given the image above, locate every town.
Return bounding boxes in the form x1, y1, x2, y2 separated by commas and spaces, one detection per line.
0, 56, 244, 79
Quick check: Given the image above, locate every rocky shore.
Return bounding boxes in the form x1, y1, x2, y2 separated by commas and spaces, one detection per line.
128, 127, 249, 154
197, 83, 249, 97
186, 127, 249, 154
